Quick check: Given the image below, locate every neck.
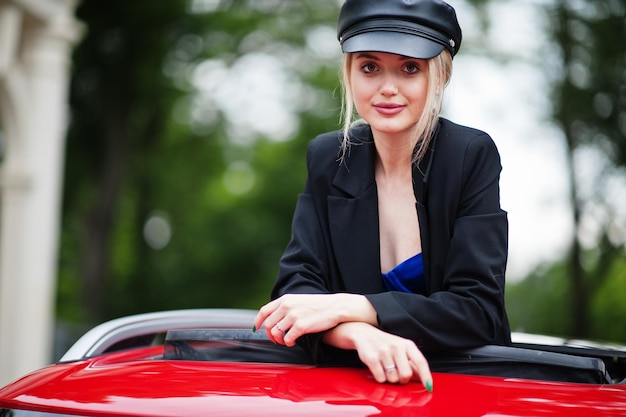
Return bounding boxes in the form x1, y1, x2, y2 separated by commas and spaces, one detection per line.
373, 132, 415, 179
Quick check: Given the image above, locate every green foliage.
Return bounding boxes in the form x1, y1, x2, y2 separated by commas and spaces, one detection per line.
58, 0, 342, 325
543, 0, 626, 338
550, 0, 626, 164
590, 257, 626, 342
507, 251, 626, 344
506, 263, 571, 338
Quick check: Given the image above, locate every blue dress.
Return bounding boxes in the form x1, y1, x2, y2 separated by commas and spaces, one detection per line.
381, 253, 426, 295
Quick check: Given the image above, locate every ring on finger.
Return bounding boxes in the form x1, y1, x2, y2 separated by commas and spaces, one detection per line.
384, 365, 397, 373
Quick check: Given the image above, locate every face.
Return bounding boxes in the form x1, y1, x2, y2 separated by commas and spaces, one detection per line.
349, 52, 429, 140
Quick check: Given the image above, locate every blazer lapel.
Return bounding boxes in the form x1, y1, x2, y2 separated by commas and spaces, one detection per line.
412, 120, 440, 292
327, 128, 385, 294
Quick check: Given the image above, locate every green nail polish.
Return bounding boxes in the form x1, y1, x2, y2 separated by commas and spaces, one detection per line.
425, 380, 433, 392
252, 325, 257, 332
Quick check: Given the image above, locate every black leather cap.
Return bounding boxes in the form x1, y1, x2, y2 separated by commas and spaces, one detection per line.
337, 0, 462, 59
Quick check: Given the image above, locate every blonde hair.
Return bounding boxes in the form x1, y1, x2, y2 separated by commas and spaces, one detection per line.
339, 50, 453, 164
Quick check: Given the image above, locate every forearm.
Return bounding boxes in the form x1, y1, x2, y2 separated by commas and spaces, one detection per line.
254, 292, 379, 348
335, 293, 378, 326
322, 322, 361, 350
322, 322, 433, 388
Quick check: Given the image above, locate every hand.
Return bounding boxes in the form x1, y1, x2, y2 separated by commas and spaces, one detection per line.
253, 293, 377, 347
323, 322, 432, 388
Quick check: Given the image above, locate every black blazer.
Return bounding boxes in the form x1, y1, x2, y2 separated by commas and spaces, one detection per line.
272, 118, 511, 356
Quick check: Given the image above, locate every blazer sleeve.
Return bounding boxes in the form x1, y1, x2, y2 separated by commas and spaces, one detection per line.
365, 130, 510, 351
271, 134, 337, 299
271, 192, 330, 297
270, 135, 353, 363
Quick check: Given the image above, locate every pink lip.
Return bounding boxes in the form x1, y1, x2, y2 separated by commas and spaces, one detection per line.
374, 103, 405, 115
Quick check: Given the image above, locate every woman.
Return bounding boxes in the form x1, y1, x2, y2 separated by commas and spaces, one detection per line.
253, 0, 511, 390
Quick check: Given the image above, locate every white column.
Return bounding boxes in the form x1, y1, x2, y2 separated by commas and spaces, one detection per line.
0, 0, 82, 386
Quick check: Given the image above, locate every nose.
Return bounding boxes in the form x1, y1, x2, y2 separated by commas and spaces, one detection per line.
380, 74, 398, 96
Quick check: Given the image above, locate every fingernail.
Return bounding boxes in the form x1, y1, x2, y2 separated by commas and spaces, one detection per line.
252, 325, 257, 332
425, 380, 433, 392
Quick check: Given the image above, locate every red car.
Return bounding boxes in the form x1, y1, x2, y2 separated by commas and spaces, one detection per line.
1, 308, 625, 416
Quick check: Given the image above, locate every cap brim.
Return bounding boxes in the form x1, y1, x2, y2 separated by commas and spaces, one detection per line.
341, 31, 444, 59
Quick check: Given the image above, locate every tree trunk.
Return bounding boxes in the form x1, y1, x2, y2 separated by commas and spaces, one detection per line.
80, 111, 127, 323
564, 127, 587, 338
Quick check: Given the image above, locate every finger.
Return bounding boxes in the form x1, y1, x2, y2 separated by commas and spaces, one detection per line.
281, 321, 303, 347
371, 349, 397, 383
270, 321, 289, 345
408, 348, 433, 391
253, 300, 280, 332
393, 353, 414, 384
359, 354, 386, 384
264, 315, 287, 344
370, 364, 387, 384
265, 324, 277, 344
382, 362, 400, 384
370, 343, 398, 382
282, 329, 297, 347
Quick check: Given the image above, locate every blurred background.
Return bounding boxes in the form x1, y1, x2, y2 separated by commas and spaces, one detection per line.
0, 0, 624, 384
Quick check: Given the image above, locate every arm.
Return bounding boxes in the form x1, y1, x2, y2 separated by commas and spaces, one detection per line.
253, 292, 377, 347
323, 322, 432, 388
254, 135, 379, 343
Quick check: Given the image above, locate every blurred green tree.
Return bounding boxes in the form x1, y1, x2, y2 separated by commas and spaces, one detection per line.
506, 263, 570, 337
548, 0, 626, 338
59, 0, 342, 324
507, 1, 626, 343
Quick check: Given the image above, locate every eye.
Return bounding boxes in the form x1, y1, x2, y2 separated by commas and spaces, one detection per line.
360, 62, 378, 74
403, 62, 421, 74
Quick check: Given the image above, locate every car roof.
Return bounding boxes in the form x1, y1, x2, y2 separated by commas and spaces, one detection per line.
2, 347, 626, 417
1, 308, 626, 417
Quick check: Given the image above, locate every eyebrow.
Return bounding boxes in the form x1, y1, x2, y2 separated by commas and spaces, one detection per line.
354, 52, 417, 61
